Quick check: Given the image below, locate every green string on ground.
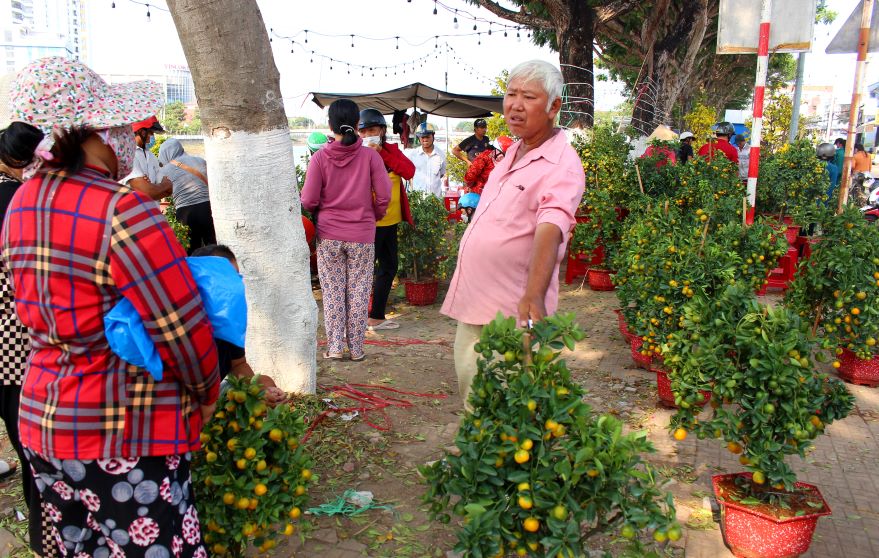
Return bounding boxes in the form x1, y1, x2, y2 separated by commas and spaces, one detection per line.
306, 489, 394, 517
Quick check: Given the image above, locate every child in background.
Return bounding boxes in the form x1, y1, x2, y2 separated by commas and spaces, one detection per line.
191, 244, 287, 404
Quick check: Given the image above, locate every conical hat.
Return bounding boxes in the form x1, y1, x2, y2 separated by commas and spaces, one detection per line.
647, 125, 678, 141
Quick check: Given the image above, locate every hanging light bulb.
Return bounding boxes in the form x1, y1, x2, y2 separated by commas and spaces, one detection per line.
473, 24, 477, 31
433, 0, 437, 15
477, 33, 481, 45
146, 4, 151, 21
350, 34, 354, 48
488, 23, 492, 36
111, 1, 115, 7
434, 35, 438, 49
304, 30, 308, 43
504, 30, 508, 37
453, 10, 458, 29
395, 36, 399, 50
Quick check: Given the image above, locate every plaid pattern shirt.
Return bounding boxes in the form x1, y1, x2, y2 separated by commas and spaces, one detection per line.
2, 166, 220, 460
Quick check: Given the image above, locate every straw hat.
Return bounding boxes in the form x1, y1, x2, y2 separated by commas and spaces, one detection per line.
647, 125, 678, 142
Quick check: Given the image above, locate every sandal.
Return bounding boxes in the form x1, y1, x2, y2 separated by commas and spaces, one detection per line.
350, 353, 366, 362
323, 352, 344, 361
367, 320, 400, 331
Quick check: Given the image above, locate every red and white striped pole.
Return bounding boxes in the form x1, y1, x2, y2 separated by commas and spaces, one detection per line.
745, 0, 773, 225
837, 0, 874, 212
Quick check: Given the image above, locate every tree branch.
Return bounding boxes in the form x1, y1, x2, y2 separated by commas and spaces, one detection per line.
595, 0, 641, 23
473, 0, 554, 29
594, 46, 642, 73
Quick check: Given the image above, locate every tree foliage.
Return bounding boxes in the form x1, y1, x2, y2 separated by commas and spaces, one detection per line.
288, 116, 315, 128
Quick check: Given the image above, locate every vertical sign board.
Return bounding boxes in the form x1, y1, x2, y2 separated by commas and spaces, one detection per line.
717, 0, 815, 222
718, 0, 816, 53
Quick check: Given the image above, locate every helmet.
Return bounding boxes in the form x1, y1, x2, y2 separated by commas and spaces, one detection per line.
474, 118, 487, 128
713, 121, 735, 137
492, 135, 514, 153
679, 132, 694, 141
306, 132, 328, 153
816, 142, 836, 161
415, 123, 435, 138
459, 192, 480, 209
358, 108, 386, 130
132, 115, 164, 133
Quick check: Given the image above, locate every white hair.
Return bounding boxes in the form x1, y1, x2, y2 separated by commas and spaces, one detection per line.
506, 60, 564, 112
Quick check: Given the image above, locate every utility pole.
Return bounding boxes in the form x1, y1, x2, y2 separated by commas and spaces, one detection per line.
789, 53, 806, 142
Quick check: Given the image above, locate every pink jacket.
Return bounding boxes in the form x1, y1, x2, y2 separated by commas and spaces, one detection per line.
301, 138, 392, 244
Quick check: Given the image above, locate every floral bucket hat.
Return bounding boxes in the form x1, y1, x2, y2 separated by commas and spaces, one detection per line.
8, 56, 163, 136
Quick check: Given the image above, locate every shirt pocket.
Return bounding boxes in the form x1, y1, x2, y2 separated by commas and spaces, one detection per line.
492, 181, 527, 223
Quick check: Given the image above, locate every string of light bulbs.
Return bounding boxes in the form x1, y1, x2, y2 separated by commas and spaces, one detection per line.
109, 0, 169, 22
284, 40, 494, 86
269, 24, 529, 50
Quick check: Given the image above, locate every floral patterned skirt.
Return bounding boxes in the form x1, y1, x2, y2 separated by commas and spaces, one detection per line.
26, 449, 207, 558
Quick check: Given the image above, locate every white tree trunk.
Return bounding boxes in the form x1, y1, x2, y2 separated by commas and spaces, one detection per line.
167, 0, 317, 393
206, 129, 317, 393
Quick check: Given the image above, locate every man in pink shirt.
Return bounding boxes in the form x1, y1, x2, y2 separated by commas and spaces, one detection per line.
441, 60, 585, 406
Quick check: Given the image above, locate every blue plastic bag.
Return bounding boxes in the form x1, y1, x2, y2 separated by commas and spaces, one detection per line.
187, 256, 247, 347
104, 256, 247, 381
105, 298, 164, 380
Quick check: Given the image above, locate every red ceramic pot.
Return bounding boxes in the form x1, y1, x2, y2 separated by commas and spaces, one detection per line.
836, 348, 879, 387
587, 268, 615, 291
403, 279, 439, 306
652, 365, 711, 408
613, 309, 636, 342
713, 472, 830, 558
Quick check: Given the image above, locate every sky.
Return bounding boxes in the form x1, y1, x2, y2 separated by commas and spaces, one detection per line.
84, 0, 877, 127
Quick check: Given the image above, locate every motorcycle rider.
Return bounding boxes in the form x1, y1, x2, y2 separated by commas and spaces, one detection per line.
817, 142, 840, 204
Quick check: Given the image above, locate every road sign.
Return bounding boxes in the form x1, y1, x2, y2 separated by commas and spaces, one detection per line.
826, 0, 879, 54
717, 0, 816, 54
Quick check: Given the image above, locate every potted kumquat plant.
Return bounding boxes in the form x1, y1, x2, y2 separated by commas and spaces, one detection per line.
664, 284, 853, 558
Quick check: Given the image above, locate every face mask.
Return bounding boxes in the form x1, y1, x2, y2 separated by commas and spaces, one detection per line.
97, 126, 136, 180
362, 136, 381, 147
461, 213, 470, 224
147, 135, 156, 149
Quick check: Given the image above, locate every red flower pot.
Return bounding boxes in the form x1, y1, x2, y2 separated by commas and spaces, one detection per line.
713, 473, 831, 558
652, 365, 712, 408
403, 279, 439, 306
783, 225, 801, 245
836, 348, 879, 387
629, 337, 652, 370
613, 309, 634, 340
587, 268, 615, 291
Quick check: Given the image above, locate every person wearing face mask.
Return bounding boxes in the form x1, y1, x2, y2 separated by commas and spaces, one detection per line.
0, 119, 58, 558
358, 108, 415, 332
124, 115, 173, 200
1, 57, 219, 558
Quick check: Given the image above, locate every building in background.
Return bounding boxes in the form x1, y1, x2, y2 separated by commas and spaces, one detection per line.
103, 64, 196, 105
1, 0, 87, 73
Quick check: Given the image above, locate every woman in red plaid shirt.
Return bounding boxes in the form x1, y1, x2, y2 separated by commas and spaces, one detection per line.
1, 57, 219, 558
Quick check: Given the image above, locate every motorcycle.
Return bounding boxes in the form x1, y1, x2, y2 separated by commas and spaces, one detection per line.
859, 172, 879, 224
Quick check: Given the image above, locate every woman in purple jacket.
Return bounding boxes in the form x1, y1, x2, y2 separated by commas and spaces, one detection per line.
301, 99, 392, 361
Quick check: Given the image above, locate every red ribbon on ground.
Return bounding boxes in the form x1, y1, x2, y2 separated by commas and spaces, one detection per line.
301, 383, 448, 442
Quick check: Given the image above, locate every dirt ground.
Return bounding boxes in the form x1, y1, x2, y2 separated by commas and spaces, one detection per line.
0, 272, 875, 557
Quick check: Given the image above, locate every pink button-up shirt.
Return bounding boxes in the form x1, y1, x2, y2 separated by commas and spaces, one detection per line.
441, 129, 585, 325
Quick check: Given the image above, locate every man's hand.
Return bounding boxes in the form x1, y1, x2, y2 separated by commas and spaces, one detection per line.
518, 291, 547, 326
129, 176, 173, 201
200, 401, 217, 423
156, 176, 173, 199
256, 374, 287, 405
